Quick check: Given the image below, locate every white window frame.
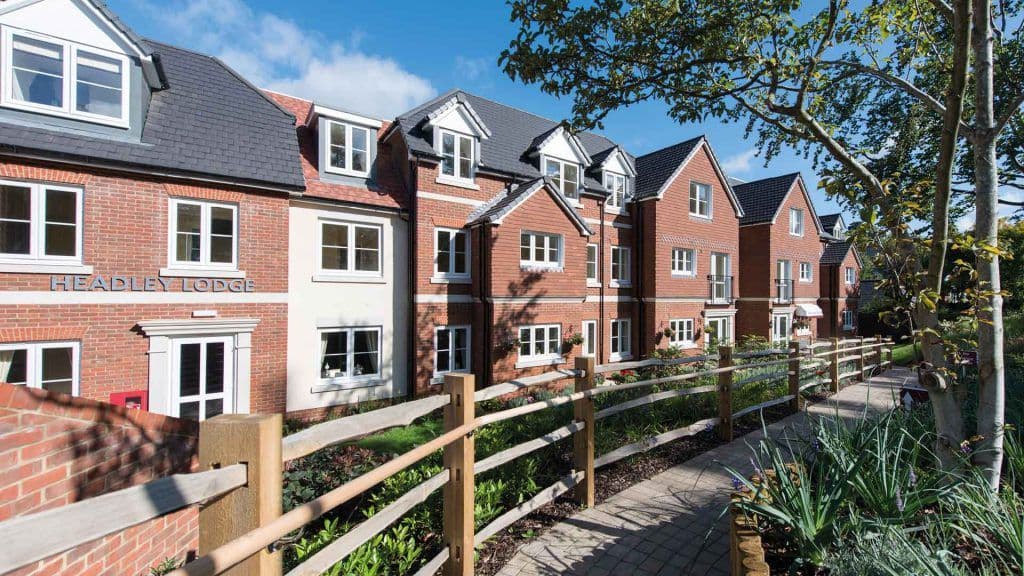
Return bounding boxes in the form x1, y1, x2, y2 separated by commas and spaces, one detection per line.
772, 314, 792, 343
167, 198, 238, 271
845, 267, 857, 285
585, 243, 599, 286
668, 319, 695, 348
799, 262, 813, 283
170, 336, 234, 420
604, 171, 629, 210
434, 325, 471, 377
543, 157, 581, 200
1, 26, 131, 128
324, 120, 372, 177
0, 179, 84, 266
518, 324, 562, 364
0, 341, 80, 395
439, 129, 476, 182
671, 247, 696, 277
610, 245, 631, 287
434, 227, 470, 280
316, 218, 383, 278
689, 181, 712, 218
520, 231, 562, 269
318, 326, 383, 387
842, 309, 856, 329
581, 320, 597, 357
789, 208, 805, 236
704, 316, 733, 346
610, 318, 632, 361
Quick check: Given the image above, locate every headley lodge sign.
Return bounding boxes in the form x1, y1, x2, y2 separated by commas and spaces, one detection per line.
50, 275, 257, 292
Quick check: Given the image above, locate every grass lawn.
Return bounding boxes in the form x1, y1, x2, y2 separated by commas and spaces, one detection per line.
354, 417, 442, 454
891, 342, 920, 366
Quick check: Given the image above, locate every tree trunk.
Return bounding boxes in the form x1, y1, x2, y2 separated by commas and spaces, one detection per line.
970, 0, 1005, 491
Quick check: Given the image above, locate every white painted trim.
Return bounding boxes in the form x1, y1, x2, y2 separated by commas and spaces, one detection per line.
1, 291, 288, 304
415, 294, 475, 304
416, 191, 484, 206
0, 263, 92, 274
703, 309, 739, 317
640, 297, 709, 303
160, 268, 246, 279
582, 217, 632, 229
307, 104, 382, 128
137, 318, 260, 337
0, 179, 85, 268
584, 295, 637, 303
312, 274, 387, 284
167, 198, 239, 272
487, 296, 583, 304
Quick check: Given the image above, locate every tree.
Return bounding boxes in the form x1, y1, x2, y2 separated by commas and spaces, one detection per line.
501, 0, 1024, 487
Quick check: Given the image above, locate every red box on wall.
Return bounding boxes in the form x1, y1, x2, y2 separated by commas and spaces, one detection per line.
109, 390, 148, 411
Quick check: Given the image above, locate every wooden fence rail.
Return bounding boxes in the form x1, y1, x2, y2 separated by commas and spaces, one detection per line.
0, 338, 895, 576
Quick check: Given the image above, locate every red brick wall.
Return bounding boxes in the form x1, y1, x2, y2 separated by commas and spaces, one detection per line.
0, 160, 290, 413
0, 383, 199, 576
818, 248, 861, 338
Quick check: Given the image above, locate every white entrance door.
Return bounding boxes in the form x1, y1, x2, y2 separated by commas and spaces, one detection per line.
171, 336, 234, 420
772, 314, 792, 343
705, 316, 732, 347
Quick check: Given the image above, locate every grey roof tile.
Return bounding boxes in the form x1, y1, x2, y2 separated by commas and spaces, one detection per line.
396, 90, 627, 194
467, 176, 593, 235
634, 136, 703, 199
0, 39, 304, 190
732, 173, 801, 225
819, 213, 842, 230
821, 240, 854, 265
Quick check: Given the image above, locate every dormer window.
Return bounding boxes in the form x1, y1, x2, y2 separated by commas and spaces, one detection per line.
326, 121, 371, 177
604, 172, 629, 209
440, 130, 475, 181
544, 158, 579, 200
1, 27, 129, 127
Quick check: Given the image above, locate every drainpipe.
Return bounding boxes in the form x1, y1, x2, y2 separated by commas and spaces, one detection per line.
407, 160, 419, 401
599, 198, 606, 364
635, 201, 645, 357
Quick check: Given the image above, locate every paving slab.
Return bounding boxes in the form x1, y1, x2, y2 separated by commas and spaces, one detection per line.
493, 368, 914, 576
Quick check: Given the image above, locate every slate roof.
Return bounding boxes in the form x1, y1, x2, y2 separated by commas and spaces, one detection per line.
0, 39, 305, 191
819, 213, 842, 231
466, 177, 593, 235
821, 240, 854, 265
392, 90, 629, 194
265, 91, 406, 210
732, 173, 802, 225
634, 136, 704, 200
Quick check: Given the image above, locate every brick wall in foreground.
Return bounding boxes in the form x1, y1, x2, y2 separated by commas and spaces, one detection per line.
0, 383, 199, 576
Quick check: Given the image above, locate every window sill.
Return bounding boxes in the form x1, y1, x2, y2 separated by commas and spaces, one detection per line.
0, 262, 93, 274
430, 370, 471, 385
430, 276, 471, 285
609, 281, 632, 289
670, 272, 696, 279
799, 279, 813, 284
604, 207, 629, 216
516, 356, 565, 369
521, 264, 563, 273
312, 378, 384, 393
586, 280, 602, 288
324, 166, 371, 179
312, 273, 386, 284
669, 342, 699, 350
609, 353, 633, 363
160, 268, 246, 279
688, 213, 712, 221
435, 176, 480, 190
566, 198, 583, 208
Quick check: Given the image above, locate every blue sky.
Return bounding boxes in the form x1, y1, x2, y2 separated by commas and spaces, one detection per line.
109, 0, 845, 218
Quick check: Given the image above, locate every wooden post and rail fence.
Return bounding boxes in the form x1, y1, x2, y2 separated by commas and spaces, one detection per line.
0, 338, 895, 576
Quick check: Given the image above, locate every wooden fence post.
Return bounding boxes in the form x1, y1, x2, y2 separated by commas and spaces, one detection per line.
718, 345, 734, 441
198, 414, 282, 576
875, 335, 883, 373
858, 336, 867, 381
831, 337, 841, 393
573, 356, 596, 508
788, 341, 802, 412
443, 373, 475, 576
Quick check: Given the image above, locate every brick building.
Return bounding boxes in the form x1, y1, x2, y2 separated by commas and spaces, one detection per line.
733, 173, 826, 343
635, 136, 744, 351
817, 214, 862, 338
0, 0, 303, 417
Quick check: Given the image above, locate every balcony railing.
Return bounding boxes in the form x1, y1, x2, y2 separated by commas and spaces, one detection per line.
707, 275, 733, 304
775, 279, 794, 303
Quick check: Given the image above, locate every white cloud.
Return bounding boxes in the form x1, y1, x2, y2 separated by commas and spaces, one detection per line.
720, 148, 758, 175
454, 56, 490, 82
144, 0, 436, 118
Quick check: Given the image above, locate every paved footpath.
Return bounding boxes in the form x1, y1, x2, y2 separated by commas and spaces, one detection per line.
496, 368, 916, 576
